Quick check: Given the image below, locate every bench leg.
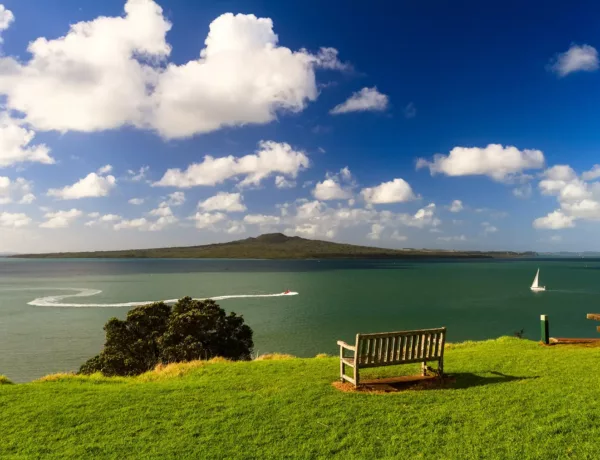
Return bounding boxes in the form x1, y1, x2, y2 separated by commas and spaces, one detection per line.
421, 361, 427, 376
354, 366, 359, 388
339, 348, 345, 382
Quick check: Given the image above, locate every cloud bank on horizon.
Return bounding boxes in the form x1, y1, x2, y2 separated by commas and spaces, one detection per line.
0, 0, 599, 252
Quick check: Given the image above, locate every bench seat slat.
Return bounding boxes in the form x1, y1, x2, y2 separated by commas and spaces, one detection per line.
360, 328, 446, 339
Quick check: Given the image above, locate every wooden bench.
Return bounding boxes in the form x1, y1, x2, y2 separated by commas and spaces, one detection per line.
337, 327, 446, 387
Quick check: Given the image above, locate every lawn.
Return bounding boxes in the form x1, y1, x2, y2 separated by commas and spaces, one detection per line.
1, 337, 599, 459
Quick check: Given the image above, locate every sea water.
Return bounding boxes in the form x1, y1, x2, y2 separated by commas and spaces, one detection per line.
1, 257, 599, 382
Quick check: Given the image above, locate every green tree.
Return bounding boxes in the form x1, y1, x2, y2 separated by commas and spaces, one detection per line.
80, 298, 253, 376
160, 298, 254, 362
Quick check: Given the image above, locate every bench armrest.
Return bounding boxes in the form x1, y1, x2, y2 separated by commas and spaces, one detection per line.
337, 340, 356, 351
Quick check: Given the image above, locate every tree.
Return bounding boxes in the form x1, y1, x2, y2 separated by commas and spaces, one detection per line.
79, 298, 253, 376
160, 298, 254, 362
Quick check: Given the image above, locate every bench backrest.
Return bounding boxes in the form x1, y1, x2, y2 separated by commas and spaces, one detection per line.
355, 327, 446, 368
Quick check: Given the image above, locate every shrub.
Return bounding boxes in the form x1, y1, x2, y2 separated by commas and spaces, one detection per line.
0, 375, 13, 385
80, 297, 253, 377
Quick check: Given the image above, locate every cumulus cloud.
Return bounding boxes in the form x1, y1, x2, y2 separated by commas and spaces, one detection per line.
313, 179, 351, 201
198, 192, 246, 212
330, 87, 388, 115
449, 200, 463, 212
533, 210, 575, 229
582, 165, 600, 181
367, 223, 384, 240
0, 0, 172, 133
400, 203, 441, 228
114, 218, 149, 231
533, 164, 600, 228
243, 214, 281, 225
97, 165, 113, 174
416, 144, 545, 182
361, 178, 417, 204
190, 212, 226, 229
40, 209, 82, 228
549, 44, 599, 77
482, 222, 498, 234
226, 221, 246, 234
129, 197, 144, 205
275, 176, 296, 189
155, 141, 309, 188
163, 191, 185, 206
151, 14, 346, 138
0, 212, 31, 228
0, 5, 14, 42
0, 177, 35, 204
47, 172, 116, 199
0, 113, 54, 167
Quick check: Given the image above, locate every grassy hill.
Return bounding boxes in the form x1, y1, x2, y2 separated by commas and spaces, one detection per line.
1, 337, 599, 458
12, 233, 536, 259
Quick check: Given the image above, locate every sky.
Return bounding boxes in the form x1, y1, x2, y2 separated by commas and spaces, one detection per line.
1, 0, 600, 253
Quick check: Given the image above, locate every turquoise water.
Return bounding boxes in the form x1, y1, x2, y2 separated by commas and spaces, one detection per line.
1, 258, 599, 382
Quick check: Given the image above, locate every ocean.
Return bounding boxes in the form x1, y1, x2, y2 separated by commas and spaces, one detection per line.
1, 257, 599, 382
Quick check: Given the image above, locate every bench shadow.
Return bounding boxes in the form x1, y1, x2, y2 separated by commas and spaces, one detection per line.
333, 371, 538, 393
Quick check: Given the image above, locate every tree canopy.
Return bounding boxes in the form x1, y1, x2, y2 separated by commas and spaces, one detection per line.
80, 297, 253, 376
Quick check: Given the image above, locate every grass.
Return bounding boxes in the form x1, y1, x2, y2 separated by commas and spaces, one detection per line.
1, 337, 599, 459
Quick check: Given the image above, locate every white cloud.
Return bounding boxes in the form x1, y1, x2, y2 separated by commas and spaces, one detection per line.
391, 230, 407, 242
114, 218, 149, 231
129, 197, 144, 205
128, 166, 149, 182
313, 179, 352, 201
226, 221, 246, 235
533, 210, 575, 229
482, 222, 498, 234
47, 172, 116, 199
513, 184, 532, 199
582, 165, 600, 181
0, 3, 347, 139
190, 212, 226, 229
156, 141, 309, 188
100, 214, 121, 222
88, 212, 100, 218
97, 165, 113, 175
449, 200, 463, 212
149, 214, 177, 231
163, 191, 185, 206
367, 223, 384, 240
151, 14, 346, 138
149, 204, 173, 217
403, 102, 416, 119
0, 212, 31, 228
243, 214, 281, 225
0, 113, 54, 167
275, 176, 296, 189
0, 0, 172, 133
330, 87, 388, 114
549, 44, 599, 77
0, 177, 34, 204
400, 203, 441, 228
198, 192, 246, 212
361, 178, 417, 204
0, 5, 14, 42
40, 209, 82, 228
416, 144, 545, 182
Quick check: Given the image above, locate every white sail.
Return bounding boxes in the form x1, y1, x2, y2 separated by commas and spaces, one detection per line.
531, 269, 540, 289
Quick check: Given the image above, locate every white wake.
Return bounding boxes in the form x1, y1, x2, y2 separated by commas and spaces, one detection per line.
27, 288, 299, 308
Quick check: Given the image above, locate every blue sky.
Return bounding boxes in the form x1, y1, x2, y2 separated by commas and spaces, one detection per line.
1, 0, 600, 252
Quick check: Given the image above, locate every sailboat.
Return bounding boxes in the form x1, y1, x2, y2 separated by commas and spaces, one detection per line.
530, 268, 546, 292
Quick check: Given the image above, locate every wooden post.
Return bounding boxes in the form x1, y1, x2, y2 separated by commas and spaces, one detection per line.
339, 346, 345, 382
540, 314, 549, 344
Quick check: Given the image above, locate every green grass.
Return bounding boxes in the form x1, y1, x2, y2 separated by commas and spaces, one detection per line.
1, 337, 599, 459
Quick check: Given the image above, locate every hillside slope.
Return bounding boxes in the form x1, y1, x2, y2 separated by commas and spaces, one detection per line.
1, 338, 599, 459
12, 233, 535, 259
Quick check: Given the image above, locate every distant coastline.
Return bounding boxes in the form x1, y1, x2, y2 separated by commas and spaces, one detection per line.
10, 233, 537, 260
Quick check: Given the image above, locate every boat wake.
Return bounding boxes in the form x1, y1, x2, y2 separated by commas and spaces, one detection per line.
27, 288, 299, 308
